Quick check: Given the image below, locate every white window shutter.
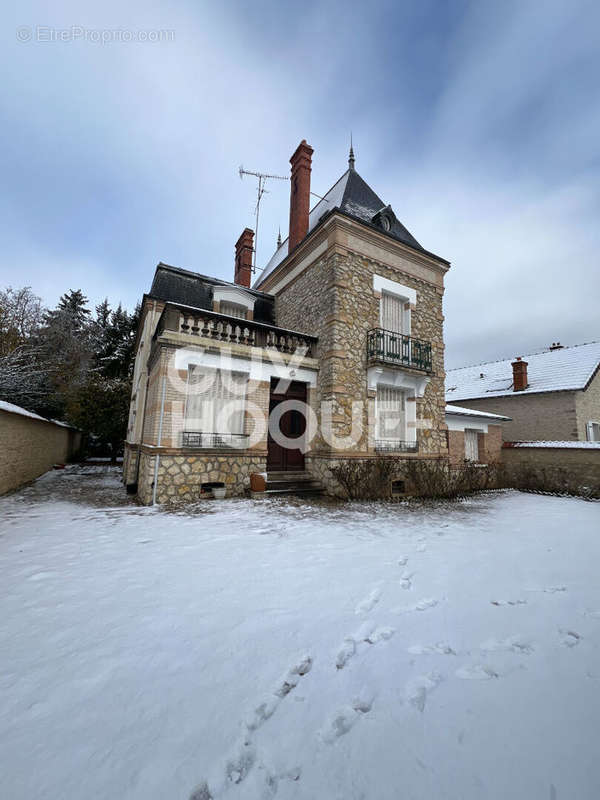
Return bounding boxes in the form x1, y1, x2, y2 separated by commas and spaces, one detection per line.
381, 292, 404, 333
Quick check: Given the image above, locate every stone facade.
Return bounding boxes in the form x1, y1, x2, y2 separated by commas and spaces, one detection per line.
127, 170, 451, 504
135, 448, 266, 504
1, 407, 81, 495
273, 217, 448, 461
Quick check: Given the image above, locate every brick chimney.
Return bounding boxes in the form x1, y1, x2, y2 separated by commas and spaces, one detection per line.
234, 228, 254, 288
512, 357, 528, 391
288, 139, 314, 253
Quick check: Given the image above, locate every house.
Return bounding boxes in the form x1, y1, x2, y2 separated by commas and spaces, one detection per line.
124, 140, 451, 503
446, 341, 600, 443
445, 404, 510, 466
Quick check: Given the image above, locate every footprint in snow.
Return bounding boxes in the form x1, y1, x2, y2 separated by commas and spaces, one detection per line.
274, 654, 313, 697
226, 745, 256, 785
397, 556, 409, 566
491, 598, 527, 606
480, 636, 534, 655
321, 690, 374, 743
456, 664, 500, 680
197, 652, 313, 796
408, 642, 456, 656
405, 672, 443, 712
355, 588, 381, 615
559, 629, 581, 648
189, 782, 212, 800
395, 597, 439, 614
400, 572, 414, 590
336, 623, 394, 669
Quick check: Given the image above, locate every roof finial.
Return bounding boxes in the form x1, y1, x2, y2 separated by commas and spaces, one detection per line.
348, 132, 355, 170
277, 227, 282, 248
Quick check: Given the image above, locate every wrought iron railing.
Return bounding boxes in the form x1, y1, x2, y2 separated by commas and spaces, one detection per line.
375, 439, 419, 453
182, 432, 249, 449
367, 329, 432, 372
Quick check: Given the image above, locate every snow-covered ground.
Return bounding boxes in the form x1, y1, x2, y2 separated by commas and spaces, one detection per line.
1, 467, 599, 800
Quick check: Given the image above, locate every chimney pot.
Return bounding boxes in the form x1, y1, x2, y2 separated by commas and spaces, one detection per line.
234, 228, 254, 288
288, 139, 314, 253
511, 357, 528, 391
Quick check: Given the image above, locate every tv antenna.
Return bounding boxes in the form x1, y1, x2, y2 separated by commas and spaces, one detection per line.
239, 166, 288, 270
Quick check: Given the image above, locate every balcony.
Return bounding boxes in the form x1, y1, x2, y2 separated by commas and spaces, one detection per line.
375, 439, 419, 453
156, 303, 318, 357
367, 329, 432, 372
182, 431, 249, 449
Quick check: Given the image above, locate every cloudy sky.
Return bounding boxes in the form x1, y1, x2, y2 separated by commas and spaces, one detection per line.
2, 0, 599, 368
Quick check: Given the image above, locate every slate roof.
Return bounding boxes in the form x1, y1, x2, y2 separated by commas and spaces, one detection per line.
149, 263, 275, 324
446, 341, 600, 401
255, 167, 445, 288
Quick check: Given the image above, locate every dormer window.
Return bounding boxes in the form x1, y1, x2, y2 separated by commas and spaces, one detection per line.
372, 205, 396, 234
220, 301, 247, 320
213, 286, 255, 321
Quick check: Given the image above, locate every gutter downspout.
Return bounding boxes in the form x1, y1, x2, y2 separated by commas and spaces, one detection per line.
152, 376, 167, 506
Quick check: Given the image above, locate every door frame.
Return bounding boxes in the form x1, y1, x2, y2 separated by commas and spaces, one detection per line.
266, 379, 307, 471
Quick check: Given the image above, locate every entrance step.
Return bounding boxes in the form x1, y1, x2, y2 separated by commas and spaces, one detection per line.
259, 471, 324, 497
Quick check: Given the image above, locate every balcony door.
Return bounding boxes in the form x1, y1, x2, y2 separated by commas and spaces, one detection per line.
267, 379, 307, 472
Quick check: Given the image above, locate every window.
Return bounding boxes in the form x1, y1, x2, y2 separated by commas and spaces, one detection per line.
464, 429, 479, 462
381, 291, 405, 334
587, 421, 600, 442
376, 386, 406, 442
185, 367, 248, 442
220, 301, 247, 320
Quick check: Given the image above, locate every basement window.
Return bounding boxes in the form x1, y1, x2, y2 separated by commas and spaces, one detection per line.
200, 482, 225, 495
391, 480, 406, 496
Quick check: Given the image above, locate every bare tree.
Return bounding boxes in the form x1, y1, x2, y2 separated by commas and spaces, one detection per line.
0, 286, 44, 356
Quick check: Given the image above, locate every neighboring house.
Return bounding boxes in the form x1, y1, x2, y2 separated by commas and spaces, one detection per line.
446, 341, 600, 443
124, 140, 451, 503
445, 404, 510, 465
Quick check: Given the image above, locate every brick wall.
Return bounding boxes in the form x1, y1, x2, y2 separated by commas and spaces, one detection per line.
576, 368, 600, 440
0, 409, 81, 495
451, 392, 578, 441
448, 430, 465, 465
502, 445, 600, 492
448, 424, 503, 466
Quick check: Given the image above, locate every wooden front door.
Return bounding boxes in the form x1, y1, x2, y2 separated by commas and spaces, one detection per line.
267, 379, 307, 471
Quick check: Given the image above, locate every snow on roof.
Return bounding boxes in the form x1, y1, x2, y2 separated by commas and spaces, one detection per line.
445, 404, 511, 421
446, 341, 600, 401
506, 440, 600, 449
0, 400, 49, 422
0, 400, 73, 428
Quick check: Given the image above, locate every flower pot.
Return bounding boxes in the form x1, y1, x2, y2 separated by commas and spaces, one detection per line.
212, 487, 226, 499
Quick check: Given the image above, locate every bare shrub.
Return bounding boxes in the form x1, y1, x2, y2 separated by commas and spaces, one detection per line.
330, 457, 397, 500
404, 459, 504, 500
330, 457, 505, 501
